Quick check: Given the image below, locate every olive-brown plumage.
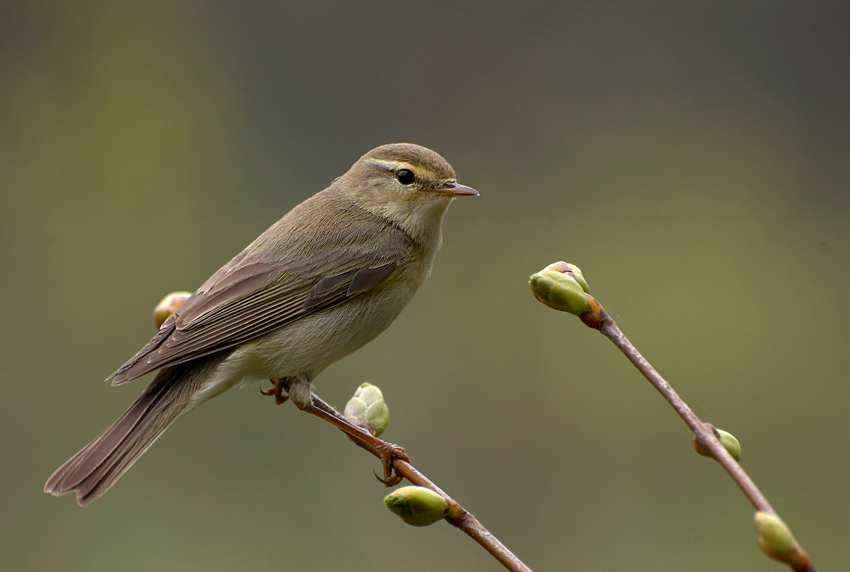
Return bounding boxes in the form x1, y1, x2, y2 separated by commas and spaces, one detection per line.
45, 143, 477, 505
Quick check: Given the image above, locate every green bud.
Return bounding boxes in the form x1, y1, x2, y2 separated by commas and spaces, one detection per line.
754, 512, 812, 569
754, 512, 796, 557
693, 428, 742, 462
344, 383, 389, 437
717, 430, 742, 461
529, 262, 592, 316
153, 291, 192, 329
384, 486, 449, 527
565, 263, 590, 294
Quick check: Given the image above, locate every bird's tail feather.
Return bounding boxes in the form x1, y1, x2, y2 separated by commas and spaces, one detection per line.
45, 357, 220, 506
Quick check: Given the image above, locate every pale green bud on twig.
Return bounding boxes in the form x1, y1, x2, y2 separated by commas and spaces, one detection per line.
693, 426, 742, 462
529, 262, 603, 327
152, 291, 192, 329
384, 486, 449, 527
344, 383, 389, 437
754, 512, 813, 571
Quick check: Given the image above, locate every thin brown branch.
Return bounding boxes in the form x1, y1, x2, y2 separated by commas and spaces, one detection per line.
306, 393, 534, 572
595, 308, 816, 572
597, 310, 775, 512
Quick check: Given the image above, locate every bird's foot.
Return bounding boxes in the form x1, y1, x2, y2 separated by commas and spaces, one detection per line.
294, 392, 411, 486
260, 379, 289, 406
374, 442, 408, 486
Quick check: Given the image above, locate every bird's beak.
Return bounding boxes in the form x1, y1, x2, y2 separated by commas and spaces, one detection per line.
436, 181, 479, 197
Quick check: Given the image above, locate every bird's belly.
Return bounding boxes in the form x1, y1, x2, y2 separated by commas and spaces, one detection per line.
254, 302, 401, 376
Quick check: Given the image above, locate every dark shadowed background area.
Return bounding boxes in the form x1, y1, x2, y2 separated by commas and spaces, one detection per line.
2, 2, 848, 570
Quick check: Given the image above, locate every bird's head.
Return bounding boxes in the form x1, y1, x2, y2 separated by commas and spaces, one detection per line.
337, 143, 478, 245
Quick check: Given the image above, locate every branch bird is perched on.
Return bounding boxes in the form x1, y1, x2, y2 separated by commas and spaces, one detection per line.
45, 143, 477, 506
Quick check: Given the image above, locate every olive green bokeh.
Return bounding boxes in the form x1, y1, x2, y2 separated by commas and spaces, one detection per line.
2, 2, 848, 571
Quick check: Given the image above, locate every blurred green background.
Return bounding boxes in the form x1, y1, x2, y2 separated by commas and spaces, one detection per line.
2, 2, 848, 570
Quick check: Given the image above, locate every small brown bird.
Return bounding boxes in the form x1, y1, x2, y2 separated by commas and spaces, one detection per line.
45, 143, 477, 505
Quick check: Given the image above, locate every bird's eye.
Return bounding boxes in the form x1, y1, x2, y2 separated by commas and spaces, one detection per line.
395, 169, 415, 185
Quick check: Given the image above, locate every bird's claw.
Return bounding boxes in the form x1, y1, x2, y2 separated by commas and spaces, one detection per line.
260, 379, 289, 406
374, 442, 408, 486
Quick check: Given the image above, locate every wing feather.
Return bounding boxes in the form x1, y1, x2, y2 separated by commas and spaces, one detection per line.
110, 199, 413, 384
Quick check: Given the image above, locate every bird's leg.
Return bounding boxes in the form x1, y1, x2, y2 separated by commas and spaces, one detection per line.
289, 386, 409, 486
260, 378, 289, 406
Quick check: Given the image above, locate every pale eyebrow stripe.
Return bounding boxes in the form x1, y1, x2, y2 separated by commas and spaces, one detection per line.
366, 159, 415, 171
367, 159, 443, 181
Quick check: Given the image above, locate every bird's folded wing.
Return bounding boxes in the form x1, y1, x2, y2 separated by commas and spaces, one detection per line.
109, 237, 408, 385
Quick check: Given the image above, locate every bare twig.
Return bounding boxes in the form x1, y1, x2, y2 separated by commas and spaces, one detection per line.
597, 310, 775, 512
529, 261, 815, 572
596, 309, 815, 572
